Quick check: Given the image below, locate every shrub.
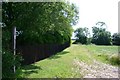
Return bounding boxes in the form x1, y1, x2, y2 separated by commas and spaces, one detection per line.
2, 49, 23, 78
112, 33, 120, 45
109, 54, 120, 66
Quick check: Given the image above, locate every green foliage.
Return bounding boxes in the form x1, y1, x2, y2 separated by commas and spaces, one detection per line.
2, 49, 23, 78
74, 27, 90, 44
2, 29, 11, 48
112, 33, 120, 45
2, 2, 79, 45
91, 22, 111, 45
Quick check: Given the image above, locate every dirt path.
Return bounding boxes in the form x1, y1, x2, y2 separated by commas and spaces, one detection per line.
73, 59, 119, 78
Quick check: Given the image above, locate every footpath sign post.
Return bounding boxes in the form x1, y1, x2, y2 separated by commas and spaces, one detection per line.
13, 27, 16, 73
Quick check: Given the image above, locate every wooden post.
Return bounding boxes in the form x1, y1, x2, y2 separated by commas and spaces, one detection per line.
13, 27, 16, 73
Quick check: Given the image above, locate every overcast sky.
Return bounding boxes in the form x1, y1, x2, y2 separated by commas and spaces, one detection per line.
69, 0, 119, 38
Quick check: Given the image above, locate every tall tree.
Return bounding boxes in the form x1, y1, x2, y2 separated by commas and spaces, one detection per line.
91, 22, 111, 45
2, 2, 79, 45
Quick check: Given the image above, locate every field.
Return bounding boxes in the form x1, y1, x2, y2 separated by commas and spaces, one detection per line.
17, 44, 119, 78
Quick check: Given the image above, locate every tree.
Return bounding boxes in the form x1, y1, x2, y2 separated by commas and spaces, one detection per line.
74, 27, 89, 44
112, 33, 120, 45
2, 2, 79, 45
2, 2, 79, 77
91, 22, 111, 45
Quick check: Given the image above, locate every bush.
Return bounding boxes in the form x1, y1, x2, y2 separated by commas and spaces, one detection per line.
109, 54, 120, 66
112, 33, 120, 45
2, 49, 23, 78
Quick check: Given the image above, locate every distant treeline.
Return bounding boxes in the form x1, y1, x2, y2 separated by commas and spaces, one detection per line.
73, 22, 120, 45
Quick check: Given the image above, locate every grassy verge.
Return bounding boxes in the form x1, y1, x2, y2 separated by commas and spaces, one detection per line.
17, 44, 92, 78
84, 45, 120, 66
17, 44, 119, 78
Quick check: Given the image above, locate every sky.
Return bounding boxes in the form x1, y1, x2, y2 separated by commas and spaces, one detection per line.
68, 0, 119, 39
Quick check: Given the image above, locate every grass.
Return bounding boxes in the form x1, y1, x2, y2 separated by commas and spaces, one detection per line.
83, 45, 120, 66
17, 44, 119, 78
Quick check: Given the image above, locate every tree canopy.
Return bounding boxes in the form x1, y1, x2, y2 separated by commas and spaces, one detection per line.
2, 2, 79, 45
91, 22, 111, 45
